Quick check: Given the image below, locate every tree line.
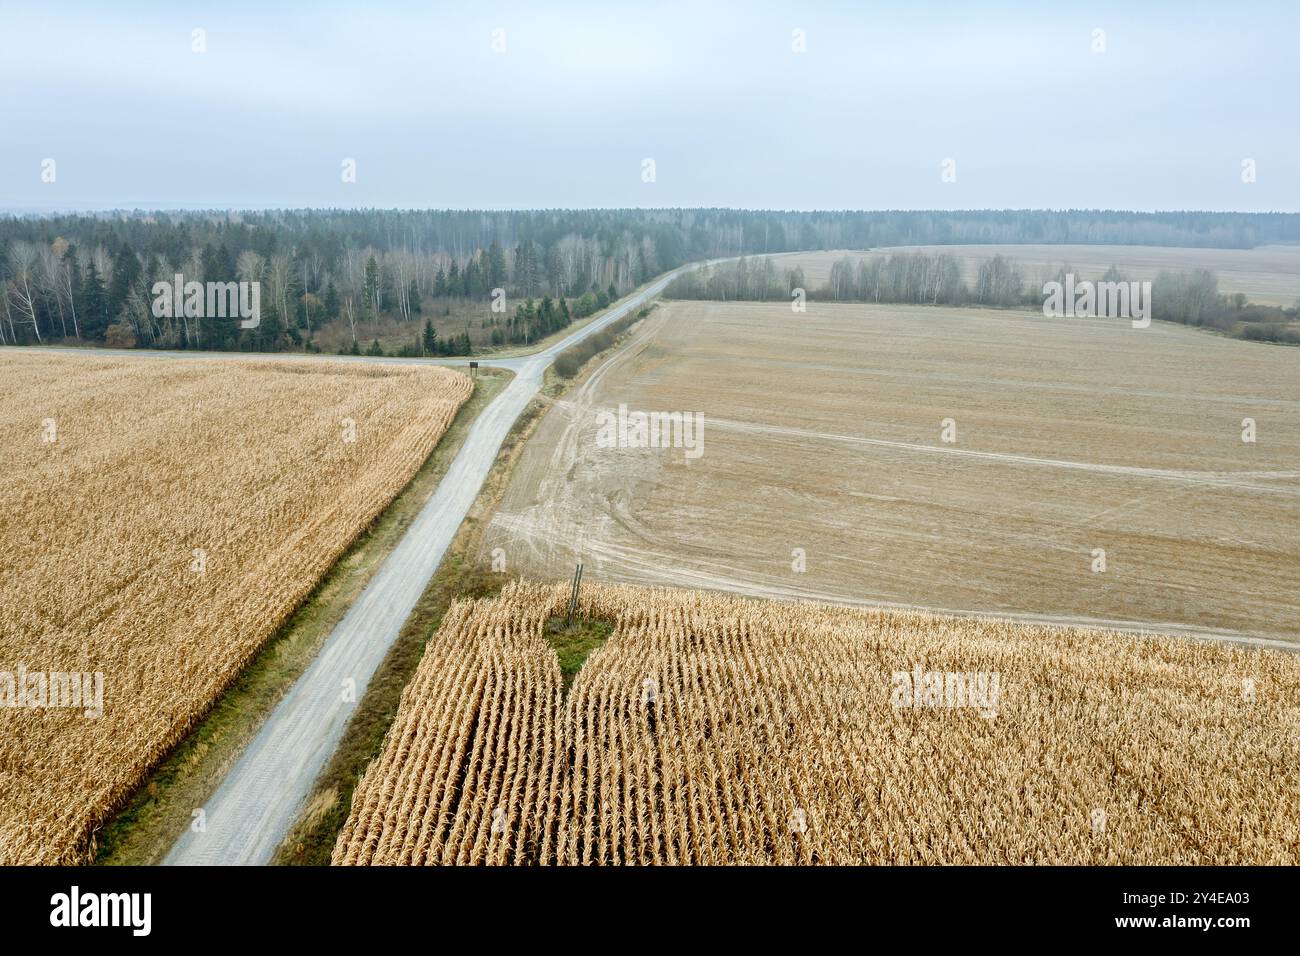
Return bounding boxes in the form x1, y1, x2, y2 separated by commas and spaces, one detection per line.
666, 253, 1300, 343
3, 208, 1299, 352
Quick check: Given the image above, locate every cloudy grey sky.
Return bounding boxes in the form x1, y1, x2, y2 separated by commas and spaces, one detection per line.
1, 0, 1296, 212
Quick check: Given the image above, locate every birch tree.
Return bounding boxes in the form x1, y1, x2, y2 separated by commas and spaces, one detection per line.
7, 242, 42, 342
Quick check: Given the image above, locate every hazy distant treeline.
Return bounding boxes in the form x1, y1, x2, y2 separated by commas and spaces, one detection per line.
666, 253, 1300, 344
665, 253, 1028, 307
2, 208, 1298, 352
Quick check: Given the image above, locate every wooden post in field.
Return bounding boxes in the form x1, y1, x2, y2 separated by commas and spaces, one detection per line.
566, 562, 584, 626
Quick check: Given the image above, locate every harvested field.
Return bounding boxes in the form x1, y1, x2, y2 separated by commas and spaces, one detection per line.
0, 351, 472, 864
484, 300, 1300, 643
333, 581, 1300, 865
774, 244, 1300, 305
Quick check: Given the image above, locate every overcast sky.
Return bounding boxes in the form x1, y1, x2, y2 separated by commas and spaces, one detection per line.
1, 0, 1296, 212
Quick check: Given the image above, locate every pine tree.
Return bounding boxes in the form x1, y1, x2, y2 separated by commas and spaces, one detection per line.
80, 260, 108, 340
257, 304, 286, 352
487, 239, 508, 291
422, 318, 436, 355
108, 244, 141, 319
463, 256, 482, 298
540, 295, 555, 334
363, 255, 381, 317
324, 279, 340, 318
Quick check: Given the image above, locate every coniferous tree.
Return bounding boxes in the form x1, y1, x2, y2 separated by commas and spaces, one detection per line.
363, 255, 381, 317
463, 255, 482, 298
108, 244, 141, 319
486, 239, 508, 291
256, 304, 287, 352
324, 279, 339, 319
79, 260, 109, 340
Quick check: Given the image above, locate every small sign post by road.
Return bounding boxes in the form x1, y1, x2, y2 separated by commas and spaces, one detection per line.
468, 360, 479, 379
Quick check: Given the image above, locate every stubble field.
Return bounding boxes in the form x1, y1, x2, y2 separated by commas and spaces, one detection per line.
484, 300, 1300, 643
334, 580, 1299, 865
0, 351, 471, 864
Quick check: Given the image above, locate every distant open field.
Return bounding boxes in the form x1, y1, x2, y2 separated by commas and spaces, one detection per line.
484, 300, 1300, 643
775, 245, 1300, 305
0, 352, 471, 864
335, 581, 1300, 865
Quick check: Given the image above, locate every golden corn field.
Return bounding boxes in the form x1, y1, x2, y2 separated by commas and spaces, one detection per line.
334, 580, 1300, 865
0, 351, 472, 865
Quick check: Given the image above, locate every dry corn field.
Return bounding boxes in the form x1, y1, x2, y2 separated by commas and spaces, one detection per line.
334, 580, 1300, 865
0, 351, 472, 864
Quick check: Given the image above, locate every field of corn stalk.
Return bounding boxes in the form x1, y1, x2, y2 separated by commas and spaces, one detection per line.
0, 351, 472, 865
334, 580, 1300, 865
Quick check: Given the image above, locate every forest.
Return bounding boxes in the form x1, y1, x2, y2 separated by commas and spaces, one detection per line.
2, 208, 1299, 354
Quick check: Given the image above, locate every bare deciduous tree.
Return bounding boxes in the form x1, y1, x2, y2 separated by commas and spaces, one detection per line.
7, 242, 42, 342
